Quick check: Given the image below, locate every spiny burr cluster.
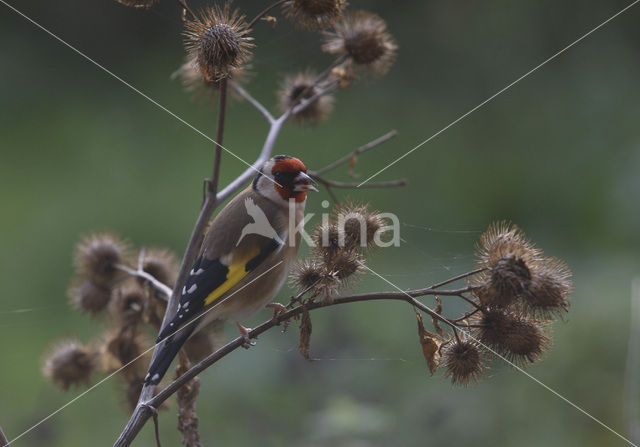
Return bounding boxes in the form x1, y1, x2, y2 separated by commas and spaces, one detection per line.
425, 222, 572, 386
290, 202, 385, 299
166, 1, 397, 126
43, 233, 211, 410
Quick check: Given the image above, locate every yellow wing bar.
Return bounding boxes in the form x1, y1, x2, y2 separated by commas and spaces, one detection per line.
203, 246, 260, 306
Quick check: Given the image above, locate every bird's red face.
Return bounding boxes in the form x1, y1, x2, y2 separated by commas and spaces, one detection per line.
270, 157, 316, 202
250, 155, 315, 204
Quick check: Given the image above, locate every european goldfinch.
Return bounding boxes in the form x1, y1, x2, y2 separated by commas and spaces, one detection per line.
144, 155, 317, 385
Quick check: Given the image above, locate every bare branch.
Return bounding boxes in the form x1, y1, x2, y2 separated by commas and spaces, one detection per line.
290, 81, 339, 116
112, 273, 483, 445
0, 426, 9, 447
115, 264, 172, 300
230, 81, 275, 124
307, 130, 405, 195
312, 176, 407, 189
314, 130, 398, 176
175, 0, 196, 21
247, 0, 287, 29
429, 268, 485, 289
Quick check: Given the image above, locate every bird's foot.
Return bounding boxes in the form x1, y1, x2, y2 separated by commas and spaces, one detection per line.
266, 302, 288, 323
266, 302, 290, 332
236, 323, 255, 349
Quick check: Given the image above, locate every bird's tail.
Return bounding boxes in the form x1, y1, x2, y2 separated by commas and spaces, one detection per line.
144, 323, 196, 385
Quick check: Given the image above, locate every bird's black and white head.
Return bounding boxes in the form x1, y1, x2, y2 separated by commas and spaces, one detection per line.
252, 155, 318, 205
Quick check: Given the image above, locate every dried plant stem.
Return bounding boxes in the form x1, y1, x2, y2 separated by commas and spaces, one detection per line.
210, 78, 228, 196
113, 275, 481, 446
176, 354, 202, 447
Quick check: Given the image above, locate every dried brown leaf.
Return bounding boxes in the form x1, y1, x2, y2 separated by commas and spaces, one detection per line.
416, 313, 440, 374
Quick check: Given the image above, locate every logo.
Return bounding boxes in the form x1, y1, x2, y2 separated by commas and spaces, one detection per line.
237, 198, 400, 248
236, 198, 284, 246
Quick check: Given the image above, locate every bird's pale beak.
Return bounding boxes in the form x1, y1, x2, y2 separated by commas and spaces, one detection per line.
293, 172, 319, 192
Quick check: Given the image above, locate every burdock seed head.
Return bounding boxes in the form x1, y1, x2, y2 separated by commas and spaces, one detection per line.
68, 279, 113, 316
334, 202, 385, 249
74, 232, 129, 287
282, 0, 347, 30
278, 71, 334, 125
100, 329, 147, 377
322, 10, 397, 75
472, 222, 540, 308
325, 249, 364, 287
289, 258, 340, 299
522, 257, 572, 319
184, 3, 254, 82
312, 223, 346, 254
110, 283, 146, 327
441, 337, 484, 386
290, 258, 325, 292
43, 339, 96, 390
474, 310, 549, 365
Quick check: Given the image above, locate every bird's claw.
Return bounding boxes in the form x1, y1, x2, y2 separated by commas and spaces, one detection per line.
236, 323, 255, 349
266, 302, 287, 323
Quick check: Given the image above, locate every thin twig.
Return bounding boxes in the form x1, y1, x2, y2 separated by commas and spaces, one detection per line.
176, 0, 196, 21
0, 426, 9, 447
291, 81, 339, 116
312, 176, 407, 189
324, 185, 339, 202
430, 268, 485, 289
229, 81, 274, 124
451, 307, 482, 323
456, 293, 483, 309
314, 130, 398, 176
247, 0, 286, 29
115, 264, 172, 299
151, 411, 162, 447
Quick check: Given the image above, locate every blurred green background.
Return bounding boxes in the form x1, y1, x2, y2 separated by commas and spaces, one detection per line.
1, 0, 640, 445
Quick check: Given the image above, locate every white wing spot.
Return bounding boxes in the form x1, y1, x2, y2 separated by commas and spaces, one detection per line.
183, 302, 189, 309
179, 314, 183, 319
187, 284, 197, 294
152, 374, 160, 382
182, 286, 186, 295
